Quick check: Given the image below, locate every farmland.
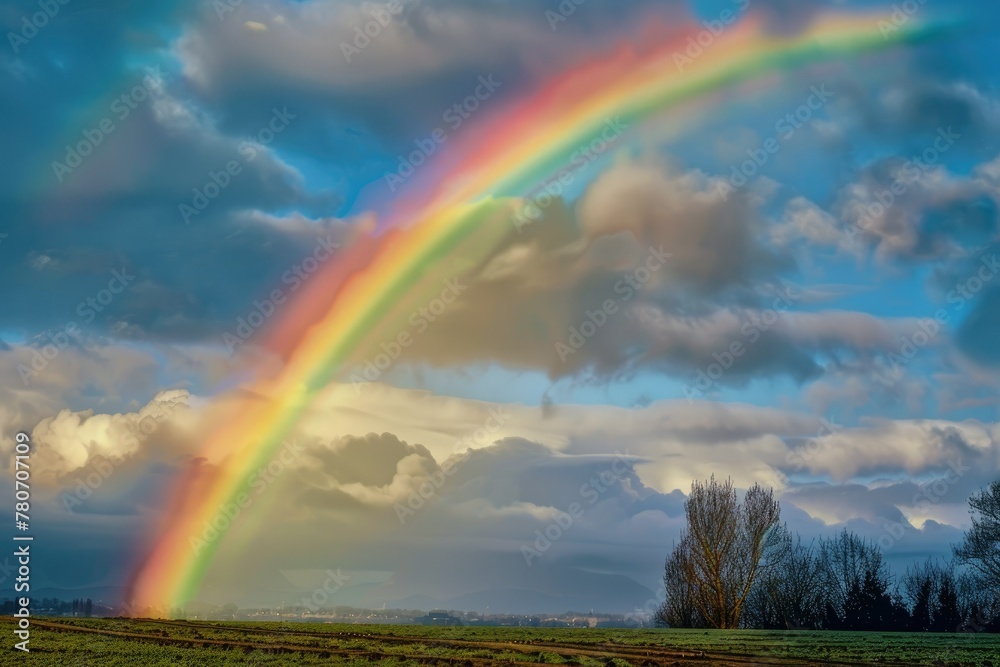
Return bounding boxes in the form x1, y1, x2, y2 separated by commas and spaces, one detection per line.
2, 617, 998, 666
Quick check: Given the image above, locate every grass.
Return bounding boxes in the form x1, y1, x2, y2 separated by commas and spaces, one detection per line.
1, 616, 997, 666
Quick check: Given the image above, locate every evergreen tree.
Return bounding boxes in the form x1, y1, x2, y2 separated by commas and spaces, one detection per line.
903, 559, 940, 632
933, 575, 961, 632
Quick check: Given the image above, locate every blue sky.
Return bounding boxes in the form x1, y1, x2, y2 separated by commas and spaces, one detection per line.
1, 0, 999, 613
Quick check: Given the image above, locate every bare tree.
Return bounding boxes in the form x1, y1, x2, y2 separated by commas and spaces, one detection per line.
664, 476, 781, 629
956, 568, 1000, 632
746, 525, 824, 629
954, 481, 1000, 593
656, 540, 701, 628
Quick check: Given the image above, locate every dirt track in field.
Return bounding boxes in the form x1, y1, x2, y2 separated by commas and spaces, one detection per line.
25, 618, 925, 667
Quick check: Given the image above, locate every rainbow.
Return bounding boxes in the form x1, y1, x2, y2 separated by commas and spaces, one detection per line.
127, 10, 942, 614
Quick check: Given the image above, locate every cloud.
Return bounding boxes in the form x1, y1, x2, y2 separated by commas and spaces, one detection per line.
23, 390, 192, 482
577, 160, 789, 293
0, 7, 350, 344
874, 80, 1000, 144
306, 159, 932, 390
4, 0, 1000, 613
772, 196, 855, 255
781, 417, 997, 481
838, 152, 998, 263
179, 1, 564, 88
956, 286, 1000, 367
171, 0, 596, 159
5, 378, 993, 607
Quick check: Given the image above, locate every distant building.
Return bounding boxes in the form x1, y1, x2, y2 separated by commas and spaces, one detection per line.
414, 610, 463, 626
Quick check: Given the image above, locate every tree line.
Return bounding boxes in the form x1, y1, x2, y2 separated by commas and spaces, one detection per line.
656, 476, 1000, 632
0, 597, 93, 617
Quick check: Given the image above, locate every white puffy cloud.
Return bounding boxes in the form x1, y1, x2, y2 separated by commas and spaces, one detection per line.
26, 390, 192, 482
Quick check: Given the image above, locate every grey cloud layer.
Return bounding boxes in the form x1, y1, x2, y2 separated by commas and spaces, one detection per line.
4, 382, 994, 608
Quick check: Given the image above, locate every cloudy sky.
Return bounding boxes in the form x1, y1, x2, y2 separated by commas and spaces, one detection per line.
1, 0, 999, 614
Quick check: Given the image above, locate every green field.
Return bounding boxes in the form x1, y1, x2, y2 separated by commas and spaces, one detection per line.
2, 617, 998, 666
